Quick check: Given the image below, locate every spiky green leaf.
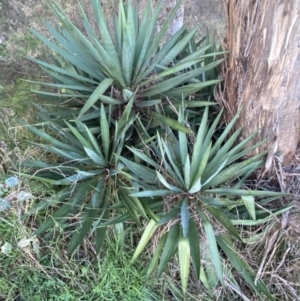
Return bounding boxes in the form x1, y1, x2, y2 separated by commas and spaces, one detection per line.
132, 219, 158, 262
198, 208, 224, 284
157, 223, 180, 277
188, 218, 201, 279
181, 198, 189, 238
178, 236, 190, 295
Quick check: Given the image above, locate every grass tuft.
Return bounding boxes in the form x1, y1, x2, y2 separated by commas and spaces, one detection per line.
0, 220, 160, 301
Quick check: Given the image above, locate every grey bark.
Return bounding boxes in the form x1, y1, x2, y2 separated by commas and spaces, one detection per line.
223, 0, 300, 164
167, 1, 185, 36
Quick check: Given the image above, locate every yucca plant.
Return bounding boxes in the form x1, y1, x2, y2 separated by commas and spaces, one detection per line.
25, 0, 225, 129
19, 98, 150, 254
17, 0, 292, 300
126, 106, 290, 299
19, 104, 289, 300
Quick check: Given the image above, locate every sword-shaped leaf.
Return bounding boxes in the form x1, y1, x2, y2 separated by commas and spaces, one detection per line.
84, 147, 107, 167
157, 135, 184, 185
134, 0, 183, 82
154, 80, 221, 98
160, 26, 199, 67
90, 0, 124, 83
171, 100, 216, 108
118, 93, 135, 132
242, 195, 256, 220
119, 156, 156, 182
144, 67, 218, 98
184, 156, 191, 190
209, 109, 242, 160
91, 177, 106, 208
146, 233, 167, 280
178, 107, 188, 167
100, 104, 110, 160
206, 206, 242, 241
68, 177, 107, 253
203, 161, 246, 189
188, 218, 201, 279
119, 186, 148, 220
178, 236, 190, 295
188, 177, 201, 194
158, 199, 183, 225
203, 188, 287, 197
68, 205, 99, 254
230, 207, 292, 226
132, 219, 158, 262
157, 223, 180, 278
78, 79, 113, 119
191, 106, 208, 180
133, 2, 159, 80
156, 172, 182, 192
202, 157, 228, 187
204, 129, 241, 175
197, 207, 224, 285
130, 190, 172, 198
181, 198, 189, 238
17, 119, 79, 153
26, 57, 98, 84
127, 146, 160, 169
122, 1, 135, 85
64, 121, 94, 149
119, 189, 141, 227
150, 112, 192, 134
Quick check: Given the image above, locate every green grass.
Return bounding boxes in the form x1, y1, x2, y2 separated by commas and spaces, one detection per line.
0, 173, 214, 301
0, 182, 209, 301
0, 212, 162, 301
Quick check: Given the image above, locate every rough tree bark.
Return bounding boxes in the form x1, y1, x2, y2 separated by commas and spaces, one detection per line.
223, 0, 300, 164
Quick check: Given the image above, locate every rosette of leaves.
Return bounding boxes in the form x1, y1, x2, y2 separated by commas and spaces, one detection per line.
19, 102, 290, 299
128, 106, 290, 299
18, 95, 159, 254
25, 0, 225, 127
17, 0, 291, 298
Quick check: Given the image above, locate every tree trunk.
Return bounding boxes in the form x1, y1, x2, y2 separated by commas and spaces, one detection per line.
167, 1, 184, 36
223, 0, 300, 164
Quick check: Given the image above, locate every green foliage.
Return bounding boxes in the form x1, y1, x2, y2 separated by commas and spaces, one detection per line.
0, 220, 160, 301
16, 0, 291, 300
25, 0, 223, 123
129, 107, 289, 299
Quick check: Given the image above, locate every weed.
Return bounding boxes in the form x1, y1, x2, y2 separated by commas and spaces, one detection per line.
0, 221, 161, 301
